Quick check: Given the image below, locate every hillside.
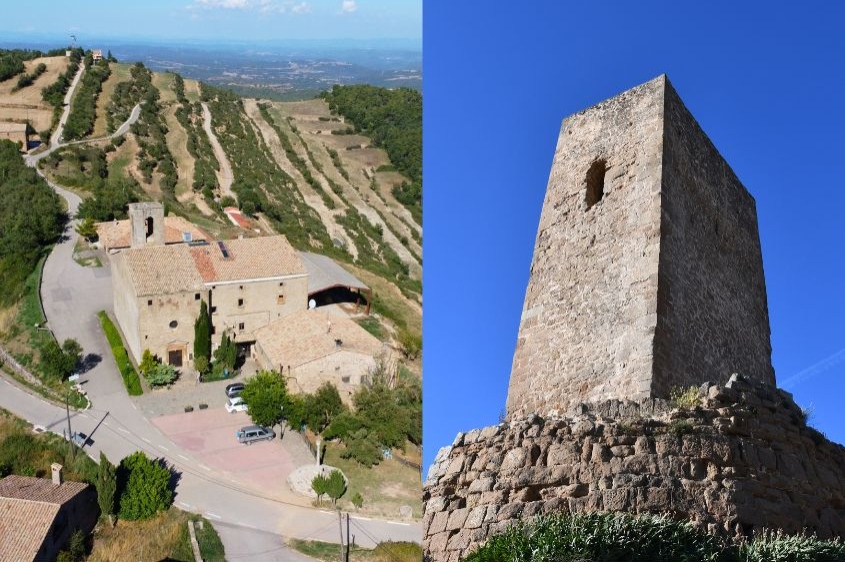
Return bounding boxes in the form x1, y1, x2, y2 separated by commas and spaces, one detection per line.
0, 49, 421, 350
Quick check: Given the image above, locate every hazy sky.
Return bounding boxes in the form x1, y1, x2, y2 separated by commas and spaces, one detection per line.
1, 0, 420, 43
424, 2, 845, 470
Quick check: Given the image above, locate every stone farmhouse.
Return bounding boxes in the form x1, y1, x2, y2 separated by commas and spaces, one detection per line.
107, 202, 381, 393
0, 465, 98, 562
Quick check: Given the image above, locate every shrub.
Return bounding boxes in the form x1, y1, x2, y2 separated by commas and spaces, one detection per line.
311, 472, 329, 506
325, 469, 346, 507
117, 452, 173, 520
351, 491, 363, 510
670, 385, 700, 409
98, 311, 142, 395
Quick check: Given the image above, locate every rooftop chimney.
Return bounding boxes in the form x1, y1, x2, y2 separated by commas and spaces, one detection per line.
51, 463, 63, 486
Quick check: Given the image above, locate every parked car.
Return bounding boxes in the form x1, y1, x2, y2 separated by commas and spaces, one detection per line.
225, 396, 248, 413
236, 425, 275, 445
225, 382, 244, 398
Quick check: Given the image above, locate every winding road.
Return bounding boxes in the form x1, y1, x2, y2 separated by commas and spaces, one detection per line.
4, 65, 421, 560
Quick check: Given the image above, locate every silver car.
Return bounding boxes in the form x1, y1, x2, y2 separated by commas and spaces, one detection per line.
236, 425, 275, 444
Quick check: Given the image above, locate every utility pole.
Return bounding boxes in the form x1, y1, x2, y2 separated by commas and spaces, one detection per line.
346, 512, 350, 562
65, 392, 74, 460
338, 511, 344, 561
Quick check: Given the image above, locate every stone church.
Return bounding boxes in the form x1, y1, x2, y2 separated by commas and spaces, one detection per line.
108, 203, 381, 394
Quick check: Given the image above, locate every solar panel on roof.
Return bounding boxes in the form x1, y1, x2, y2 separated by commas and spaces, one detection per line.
218, 241, 230, 259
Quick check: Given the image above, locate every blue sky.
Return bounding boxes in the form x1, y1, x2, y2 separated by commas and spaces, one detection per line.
423, 2, 845, 471
1, 0, 420, 43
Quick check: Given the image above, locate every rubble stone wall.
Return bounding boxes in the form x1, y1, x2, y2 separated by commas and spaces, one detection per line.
424, 374, 845, 561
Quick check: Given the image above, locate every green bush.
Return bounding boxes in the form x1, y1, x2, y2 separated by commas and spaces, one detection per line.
670, 385, 700, 409
465, 512, 845, 562
117, 452, 173, 520
98, 311, 142, 395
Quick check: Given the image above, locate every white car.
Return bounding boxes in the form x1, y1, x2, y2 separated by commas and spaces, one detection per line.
225, 396, 248, 413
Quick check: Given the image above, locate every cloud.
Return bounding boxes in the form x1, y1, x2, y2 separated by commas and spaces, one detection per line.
291, 2, 311, 14
191, 0, 250, 8
341, 1, 357, 14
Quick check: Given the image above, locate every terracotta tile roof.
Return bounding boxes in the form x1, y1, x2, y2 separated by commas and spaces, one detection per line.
254, 309, 384, 369
189, 235, 306, 283
0, 498, 59, 561
95, 216, 210, 250
120, 244, 206, 296
120, 235, 305, 296
0, 475, 89, 505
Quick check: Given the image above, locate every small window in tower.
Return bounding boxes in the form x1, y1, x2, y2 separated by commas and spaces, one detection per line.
277, 295, 285, 304
238, 322, 245, 331
238, 298, 244, 307
169, 320, 178, 329
195, 293, 200, 300
147, 299, 153, 306
278, 282, 285, 287
585, 159, 607, 210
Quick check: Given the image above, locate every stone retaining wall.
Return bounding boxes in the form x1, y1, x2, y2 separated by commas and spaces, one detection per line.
423, 374, 845, 561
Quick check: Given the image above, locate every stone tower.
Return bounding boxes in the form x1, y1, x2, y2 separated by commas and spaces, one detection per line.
507, 75, 774, 419
128, 202, 165, 248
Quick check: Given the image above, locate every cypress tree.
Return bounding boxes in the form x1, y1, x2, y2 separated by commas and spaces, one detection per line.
193, 300, 211, 364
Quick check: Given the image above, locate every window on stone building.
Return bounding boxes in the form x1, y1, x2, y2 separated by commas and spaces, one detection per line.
238, 298, 244, 307
585, 159, 607, 209
169, 320, 178, 329
238, 322, 245, 331
279, 281, 285, 287
195, 293, 200, 300
277, 295, 285, 304
147, 299, 153, 306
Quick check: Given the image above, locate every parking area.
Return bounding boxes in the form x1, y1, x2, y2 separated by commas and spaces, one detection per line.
150, 405, 315, 503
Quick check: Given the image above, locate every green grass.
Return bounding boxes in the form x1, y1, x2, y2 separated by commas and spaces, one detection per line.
322, 441, 422, 518
464, 512, 845, 562
97, 311, 142, 395
169, 515, 225, 562
288, 539, 421, 562
0, 406, 98, 484
355, 316, 385, 340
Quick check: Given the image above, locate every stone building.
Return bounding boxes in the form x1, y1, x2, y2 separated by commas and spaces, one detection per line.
111, 231, 308, 367
423, 76, 845, 559
508, 74, 773, 419
0, 465, 98, 562
253, 309, 386, 404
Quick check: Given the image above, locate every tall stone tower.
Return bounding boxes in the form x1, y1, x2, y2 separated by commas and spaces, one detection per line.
507, 75, 774, 419
128, 202, 165, 248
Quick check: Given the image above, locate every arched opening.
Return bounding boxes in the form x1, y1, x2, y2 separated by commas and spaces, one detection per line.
585, 160, 607, 210
145, 217, 154, 238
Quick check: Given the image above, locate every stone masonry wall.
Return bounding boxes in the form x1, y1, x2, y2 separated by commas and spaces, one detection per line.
506, 77, 665, 418
506, 75, 775, 418
653, 82, 774, 396
424, 374, 845, 561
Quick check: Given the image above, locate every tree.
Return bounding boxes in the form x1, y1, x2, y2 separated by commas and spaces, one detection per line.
117, 451, 173, 520
311, 472, 329, 506
241, 370, 287, 427
97, 452, 116, 527
351, 491, 363, 510
194, 355, 208, 376
214, 331, 236, 370
193, 300, 211, 366
305, 382, 346, 434
325, 469, 346, 507
139, 349, 157, 377
75, 217, 98, 241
